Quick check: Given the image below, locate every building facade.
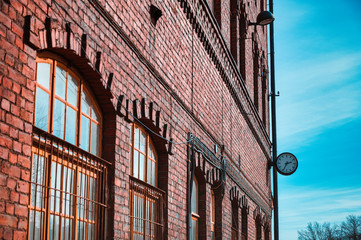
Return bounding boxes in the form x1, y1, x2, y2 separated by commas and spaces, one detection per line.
0, 0, 272, 239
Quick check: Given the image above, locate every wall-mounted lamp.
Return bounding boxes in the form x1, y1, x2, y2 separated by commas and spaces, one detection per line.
249, 11, 275, 26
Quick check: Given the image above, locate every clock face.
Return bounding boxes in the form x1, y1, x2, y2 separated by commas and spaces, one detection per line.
276, 152, 298, 175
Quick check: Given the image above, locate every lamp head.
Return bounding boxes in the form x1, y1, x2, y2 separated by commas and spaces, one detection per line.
249, 11, 275, 26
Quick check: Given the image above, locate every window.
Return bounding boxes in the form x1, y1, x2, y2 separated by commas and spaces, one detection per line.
34, 58, 101, 156
129, 123, 164, 239
210, 190, 215, 239
230, 0, 239, 65
241, 207, 248, 240
264, 226, 270, 240
29, 57, 108, 240
253, 40, 260, 111
256, 216, 262, 240
190, 177, 199, 240
231, 201, 239, 240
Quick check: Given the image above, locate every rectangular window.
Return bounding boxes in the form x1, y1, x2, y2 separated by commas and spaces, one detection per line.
28, 127, 110, 240
129, 176, 165, 240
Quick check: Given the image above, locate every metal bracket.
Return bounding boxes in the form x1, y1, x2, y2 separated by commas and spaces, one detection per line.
269, 91, 280, 98
267, 160, 273, 170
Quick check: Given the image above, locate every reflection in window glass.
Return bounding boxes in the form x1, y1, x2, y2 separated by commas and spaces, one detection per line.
65, 107, 77, 145
29, 210, 43, 240
81, 115, 90, 151
62, 218, 73, 240
91, 122, 99, 156
50, 162, 62, 213
30, 154, 45, 207
191, 179, 197, 214
53, 99, 65, 138
49, 214, 60, 240
55, 66, 67, 99
35, 88, 49, 131
82, 90, 91, 115
67, 75, 78, 107
36, 63, 51, 89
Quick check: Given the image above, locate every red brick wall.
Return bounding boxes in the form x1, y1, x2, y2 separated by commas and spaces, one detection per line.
0, 0, 272, 239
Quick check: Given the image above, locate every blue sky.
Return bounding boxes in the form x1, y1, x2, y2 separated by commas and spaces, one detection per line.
273, 0, 361, 239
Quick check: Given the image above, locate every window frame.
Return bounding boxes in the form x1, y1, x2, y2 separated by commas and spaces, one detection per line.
210, 190, 215, 239
191, 177, 199, 240
129, 123, 158, 186
29, 54, 107, 240
34, 54, 102, 156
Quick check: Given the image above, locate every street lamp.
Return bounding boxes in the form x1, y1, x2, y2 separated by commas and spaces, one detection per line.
249, 11, 275, 26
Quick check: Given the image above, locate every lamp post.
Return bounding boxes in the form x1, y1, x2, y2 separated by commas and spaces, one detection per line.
249, 8, 279, 240
268, 0, 280, 238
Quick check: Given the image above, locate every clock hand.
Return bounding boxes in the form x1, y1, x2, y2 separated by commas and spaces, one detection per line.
283, 161, 290, 170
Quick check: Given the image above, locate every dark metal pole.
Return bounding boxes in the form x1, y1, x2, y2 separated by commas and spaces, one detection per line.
268, 0, 279, 239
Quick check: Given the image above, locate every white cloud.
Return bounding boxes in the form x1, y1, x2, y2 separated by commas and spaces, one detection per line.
276, 51, 361, 149
279, 186, 361, 239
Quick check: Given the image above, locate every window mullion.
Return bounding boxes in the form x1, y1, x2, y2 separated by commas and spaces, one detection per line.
77, 81, 83, 147
145, 134, 149, 184
49, 60, 56, 136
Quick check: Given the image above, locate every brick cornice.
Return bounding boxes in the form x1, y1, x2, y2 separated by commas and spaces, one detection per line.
179, 0, 271, 157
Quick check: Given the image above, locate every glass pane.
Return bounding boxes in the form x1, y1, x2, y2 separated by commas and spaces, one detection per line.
65, 106, 77, 145
50, 162, 62, 213
82, 90, 91, 115
49, 214, 60, 240
62, 218, 73, 240
191, 219, 197, 240
62, 167, 74, 216
133, 151, 139, 178
147, 159, 151, 184
138, 197, 144, 234
55, 66, 66, 99
35, 87, 49, 131
29, 210, 43, 240
37, 62, 51, 89
134, 127, 139, 149
31, 154, 45, 207
140, 131, 146, 152
90, 122, 99, 156
80, 115, 90, 151
88, 223, 95, 240
78, 173, 88, 219
67, 74, 78, 106
92, 106, 100, 122
53, 99, 65, 139
191, 179, 197, 214
152, 161, 156, 187
139, 153, 145, 181
88, 177, 96, 221
77, 221, 85, 240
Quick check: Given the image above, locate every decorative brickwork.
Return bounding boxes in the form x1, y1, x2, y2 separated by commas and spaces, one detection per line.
1, 0, 273, 239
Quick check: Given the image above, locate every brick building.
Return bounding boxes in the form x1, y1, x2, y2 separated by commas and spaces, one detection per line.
0, 0, 273, 239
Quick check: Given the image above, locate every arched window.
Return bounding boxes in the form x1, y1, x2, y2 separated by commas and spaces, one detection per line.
231, 201, 239, 240
34, 57, 101, 155
29, 56, 108, 240
130, 124, 158, 186
210, 190, 215, 239
241, 207, 248, 239
129, 123, 164, 239
256, 216, 262, 240
190, 177, 199, 240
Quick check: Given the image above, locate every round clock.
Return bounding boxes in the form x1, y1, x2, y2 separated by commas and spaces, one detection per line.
276, 152, 298, 176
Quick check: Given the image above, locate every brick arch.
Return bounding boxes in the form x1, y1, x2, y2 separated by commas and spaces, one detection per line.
25, 16, 119, 238
24, 15, 174, 156
230, 186, 241, 204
